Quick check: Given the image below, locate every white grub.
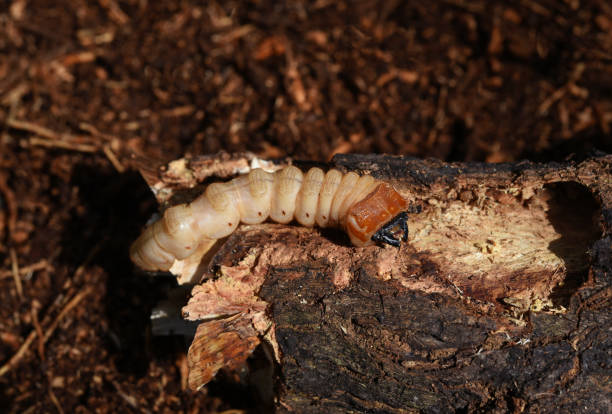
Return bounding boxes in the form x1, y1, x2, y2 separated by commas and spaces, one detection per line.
130, 167, 408, 281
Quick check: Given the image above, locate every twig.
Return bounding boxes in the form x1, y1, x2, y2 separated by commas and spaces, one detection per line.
48, 387, 65, 414
79, 124, 126, 172
43, 287, 92, 343
78, 122, 116, 141
0, 328, 37, 377
10, 119, 129, 170
160, 105, 195, 117
538, 87, 567, 115
111, 381, 139, 408
9, 248, 23, 299
28, 137, 98, 153
0, 238, 103, 377
102, 144, 126, 173
8, 118, 99, 153
538, 63, 586, 115
0, 259, 51, 279
211, 25, 255, 43
0, 287, 92, 377
0, 171, 17, 240
31, 301, 44, 360
97, 0, 129, 25
177, 352, 189, 391
8, 118, 67, 140
61, 51, 96, 66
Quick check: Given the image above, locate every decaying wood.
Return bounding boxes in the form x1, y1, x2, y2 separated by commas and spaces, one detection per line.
138, 153, 611, 413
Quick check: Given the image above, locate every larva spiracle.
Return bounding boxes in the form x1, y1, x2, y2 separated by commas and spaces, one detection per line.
130, 166, 409, 272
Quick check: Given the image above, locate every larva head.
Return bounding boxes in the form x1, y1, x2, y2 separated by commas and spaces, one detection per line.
344, 183, 408, 247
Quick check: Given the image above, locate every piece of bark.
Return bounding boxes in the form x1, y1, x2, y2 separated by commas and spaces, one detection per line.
138, 153, 611, 412
130, 150, 287, 205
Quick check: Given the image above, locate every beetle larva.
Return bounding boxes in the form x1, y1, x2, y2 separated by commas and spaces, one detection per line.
130, 166, 409, 272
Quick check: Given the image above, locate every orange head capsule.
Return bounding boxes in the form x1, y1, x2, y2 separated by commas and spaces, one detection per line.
344, 183, 408, 247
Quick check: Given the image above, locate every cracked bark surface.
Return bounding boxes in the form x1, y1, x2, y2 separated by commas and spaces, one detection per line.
154, 153, 611, 413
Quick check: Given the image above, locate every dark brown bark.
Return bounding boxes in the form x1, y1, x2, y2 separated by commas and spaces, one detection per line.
176, 153, 611, 413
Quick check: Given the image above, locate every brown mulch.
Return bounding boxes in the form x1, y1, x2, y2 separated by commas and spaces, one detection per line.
0, 0, 611, 412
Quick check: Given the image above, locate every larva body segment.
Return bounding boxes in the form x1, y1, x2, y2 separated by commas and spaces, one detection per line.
315, 169, 343, 228
329, 171, 360, 225
294, 167, 325, 227
190, 194, 238, 239
342, 175, 377, 213
270, 166, 303, 224
227, 171, 273, 224
157, 204, 201, 259
130, 166, 409, 273
131, 224, 175, 270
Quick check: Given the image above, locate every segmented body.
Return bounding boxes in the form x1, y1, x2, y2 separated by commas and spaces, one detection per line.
130, 166, 408, 272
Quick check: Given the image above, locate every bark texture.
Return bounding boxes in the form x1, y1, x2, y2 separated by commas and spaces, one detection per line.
157, 153, 611, 413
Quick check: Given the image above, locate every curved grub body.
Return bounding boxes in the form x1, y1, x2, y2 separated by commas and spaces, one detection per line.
130, 166, 409, 272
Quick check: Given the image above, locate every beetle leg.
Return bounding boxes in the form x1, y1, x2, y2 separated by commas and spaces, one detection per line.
385, 211, 409, 241
372, 230, 400, 247
400, 212, 408, 241
372, 211, 409, 247
386, 212, 409, 241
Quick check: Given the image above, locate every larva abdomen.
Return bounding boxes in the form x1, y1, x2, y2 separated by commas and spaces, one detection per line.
228, 173, 271, 224
294, 167, 325, 227
190, 192, 238, 239
270, 166, 303, 224
329, 171, 360, 224
315, 169, 343, 228
130, 165, 409, 273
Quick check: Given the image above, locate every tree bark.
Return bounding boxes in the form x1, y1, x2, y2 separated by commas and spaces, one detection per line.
151, 153, 611, 413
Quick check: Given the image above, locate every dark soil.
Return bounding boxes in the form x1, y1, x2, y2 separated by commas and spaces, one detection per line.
0, 0, 610, 412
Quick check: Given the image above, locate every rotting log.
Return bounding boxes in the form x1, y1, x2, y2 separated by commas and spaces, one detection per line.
134, 152, 612, 413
